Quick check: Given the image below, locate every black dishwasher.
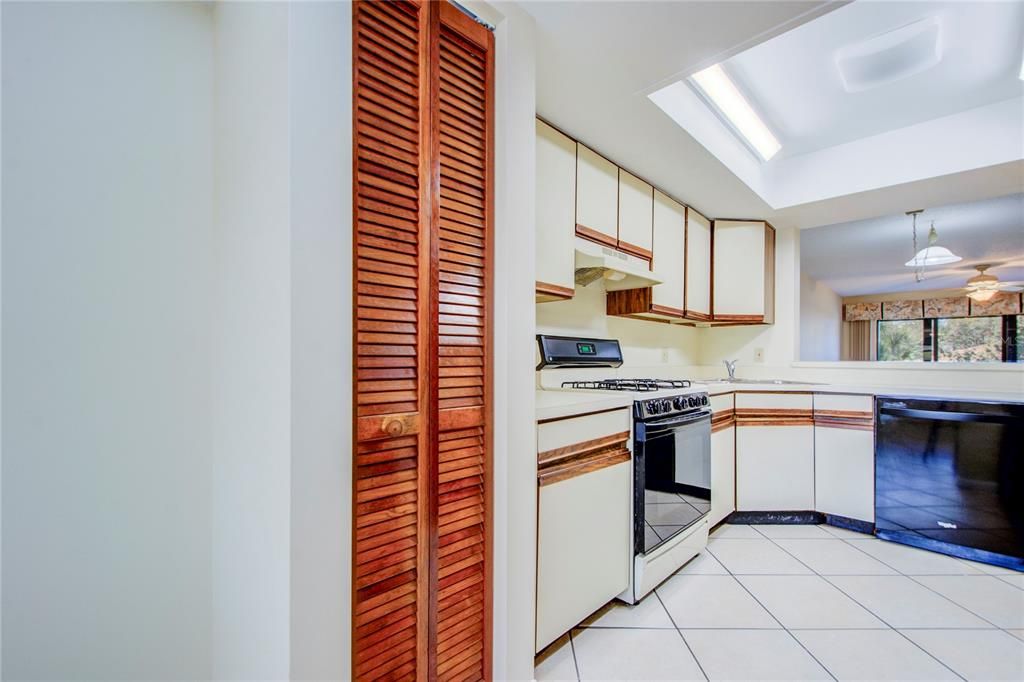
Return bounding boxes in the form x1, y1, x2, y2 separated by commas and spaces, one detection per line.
876, 397, 1024, 571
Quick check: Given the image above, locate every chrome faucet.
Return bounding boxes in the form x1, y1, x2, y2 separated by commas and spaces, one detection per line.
724, 359, 738, 380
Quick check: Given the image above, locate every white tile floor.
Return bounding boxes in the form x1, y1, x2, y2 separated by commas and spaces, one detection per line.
534, 523, 1024, 681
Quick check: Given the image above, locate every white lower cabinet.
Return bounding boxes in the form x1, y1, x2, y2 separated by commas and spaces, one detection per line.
710, 426, 735, 526
536, 459, 631, 652
736, 425, 814, 511
815, 425, 875, 522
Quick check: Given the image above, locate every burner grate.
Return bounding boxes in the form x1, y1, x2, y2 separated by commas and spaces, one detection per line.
561, 379, 692, 392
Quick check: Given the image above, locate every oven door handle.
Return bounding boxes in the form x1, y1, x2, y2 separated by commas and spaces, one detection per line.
639, 410, 711, 439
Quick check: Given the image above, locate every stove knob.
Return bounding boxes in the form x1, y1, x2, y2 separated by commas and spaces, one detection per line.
687, 397, 696, 407
659, 399, 672, 413
648, 400, 661, 414
701, 395, 709, 406
673, 397, 685, 410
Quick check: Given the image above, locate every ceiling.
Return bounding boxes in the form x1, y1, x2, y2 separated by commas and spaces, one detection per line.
800, 193, 1024, 296
525, 0, 1024, 229
524, 0, 839, 221
728, 1, 1024, 160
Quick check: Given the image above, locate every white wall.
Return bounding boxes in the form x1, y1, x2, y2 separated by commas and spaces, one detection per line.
799, 272, 841, 361
2, 3, 214, 678
287, 2, 351, 679
210, 4, 291, 678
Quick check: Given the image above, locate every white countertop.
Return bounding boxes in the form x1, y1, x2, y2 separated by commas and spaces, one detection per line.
537, 381, 1024, 420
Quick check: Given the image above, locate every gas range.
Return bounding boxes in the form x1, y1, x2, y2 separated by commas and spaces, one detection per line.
559, 378, 709, 421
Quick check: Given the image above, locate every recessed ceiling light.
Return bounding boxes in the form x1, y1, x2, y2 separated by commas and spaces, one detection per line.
690, 64, 781, 161
835, 16, 942, 93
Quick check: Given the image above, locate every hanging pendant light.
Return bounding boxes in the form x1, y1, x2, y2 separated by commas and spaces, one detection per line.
903, 211, 961, 283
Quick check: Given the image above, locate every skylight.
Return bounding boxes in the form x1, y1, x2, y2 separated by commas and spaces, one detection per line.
689, 64, 781, 161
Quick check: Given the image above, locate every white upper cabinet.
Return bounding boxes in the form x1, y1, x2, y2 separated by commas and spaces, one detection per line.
575, 144, 618, 243
651, 190, 685, 313
535, 119, 577, 297
712, 220, 775, 322
685, 208, 711, 319
617, 170, 653, 257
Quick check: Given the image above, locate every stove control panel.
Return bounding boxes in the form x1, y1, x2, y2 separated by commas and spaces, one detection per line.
636, 392, 709, 421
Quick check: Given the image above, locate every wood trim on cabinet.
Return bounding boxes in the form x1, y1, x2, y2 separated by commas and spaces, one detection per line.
683, 310, 712, 322
606, 285, 683, 319
711, 408, 735, 433
813, 409, 873, 421
650, 303, 685, 317
538, 448, 631, 487
538, 430, 631, 469
711, 314, 765, 323
735, 407, 813, 427
536, 281, 574, 301
617, 240, 653, 261
814, 417, 874, 431
575, 223, 618, 249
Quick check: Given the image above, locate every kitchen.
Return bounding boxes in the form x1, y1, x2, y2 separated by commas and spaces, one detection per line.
2, 1, 1023, 681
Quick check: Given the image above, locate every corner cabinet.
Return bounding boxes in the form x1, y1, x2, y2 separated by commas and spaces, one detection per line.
735, 393, 814, 511
814, 394, 875, 523
711, 220, 775, 324
535, 119, 576, 302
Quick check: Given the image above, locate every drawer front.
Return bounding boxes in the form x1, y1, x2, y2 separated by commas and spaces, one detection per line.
710, 393, 734, 413
538, 408, 630, 454
735, 392, 813, 411
814, 393, 873, 417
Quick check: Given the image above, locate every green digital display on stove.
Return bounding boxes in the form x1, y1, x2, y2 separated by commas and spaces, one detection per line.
577, 342, 596, 355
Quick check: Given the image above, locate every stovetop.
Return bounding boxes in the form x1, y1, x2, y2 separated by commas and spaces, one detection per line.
561, 379, 692, 392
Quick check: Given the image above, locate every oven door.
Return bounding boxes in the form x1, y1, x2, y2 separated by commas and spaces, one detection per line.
634, 410, 712, 555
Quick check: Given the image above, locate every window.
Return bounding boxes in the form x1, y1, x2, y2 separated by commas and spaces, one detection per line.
937, 317, 1001, 362
877, 314, 1020, 363
877, 320, 924, 361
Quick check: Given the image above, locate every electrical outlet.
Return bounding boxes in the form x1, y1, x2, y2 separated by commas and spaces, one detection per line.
661, 348, 670, 363
754, 348, 765, 363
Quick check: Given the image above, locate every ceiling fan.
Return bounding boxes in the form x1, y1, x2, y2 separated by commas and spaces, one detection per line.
961, 265, 1024, 302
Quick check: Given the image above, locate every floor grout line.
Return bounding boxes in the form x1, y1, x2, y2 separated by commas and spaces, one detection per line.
709, 529, 839, 681
653, 588, 709, 681
567, 628, 581, 681
748, 526, 969, 682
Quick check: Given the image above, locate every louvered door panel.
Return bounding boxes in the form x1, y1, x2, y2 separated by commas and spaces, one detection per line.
353, 1, 425, 680
433, 7, 492, 680
353, 2, 492, 679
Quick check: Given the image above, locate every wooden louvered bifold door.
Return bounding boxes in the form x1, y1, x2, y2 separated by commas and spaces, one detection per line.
352, 1, 492, 680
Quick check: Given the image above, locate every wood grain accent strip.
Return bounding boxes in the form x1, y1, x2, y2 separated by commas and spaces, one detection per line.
575, 223, 617, 249
683, 310, 712, 322
617, 240, 653, 261
736, 418, 815, 427
358, 412, 421, 441
536, 281, 574, 300
537, 430, 630, 469
538, 448, 631, 487
735, 408, 813, 419
536, 406, 629, 425
711, 408, 735, 433
813, 409, 873, 421
712, 314, 765, 323
814, 417, 874, 431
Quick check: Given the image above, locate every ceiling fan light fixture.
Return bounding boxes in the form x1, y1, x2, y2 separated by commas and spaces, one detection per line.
966, 289, 998, 302
904, 245, 962, 267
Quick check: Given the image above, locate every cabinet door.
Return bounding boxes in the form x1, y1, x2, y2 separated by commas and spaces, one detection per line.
685, 208, 711, 318
651, 190, 685, 314
815, 426, 875, 522
617, 170, 653, 258
712, 220, 770, 321
575, 144, 618, 244
736, 425, 814, 510
536, 119, 576, 296
710, 425, 735, 526
536, 460, 631, 652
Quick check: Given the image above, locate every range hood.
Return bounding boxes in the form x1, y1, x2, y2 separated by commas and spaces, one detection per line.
574, 237, 662, 292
